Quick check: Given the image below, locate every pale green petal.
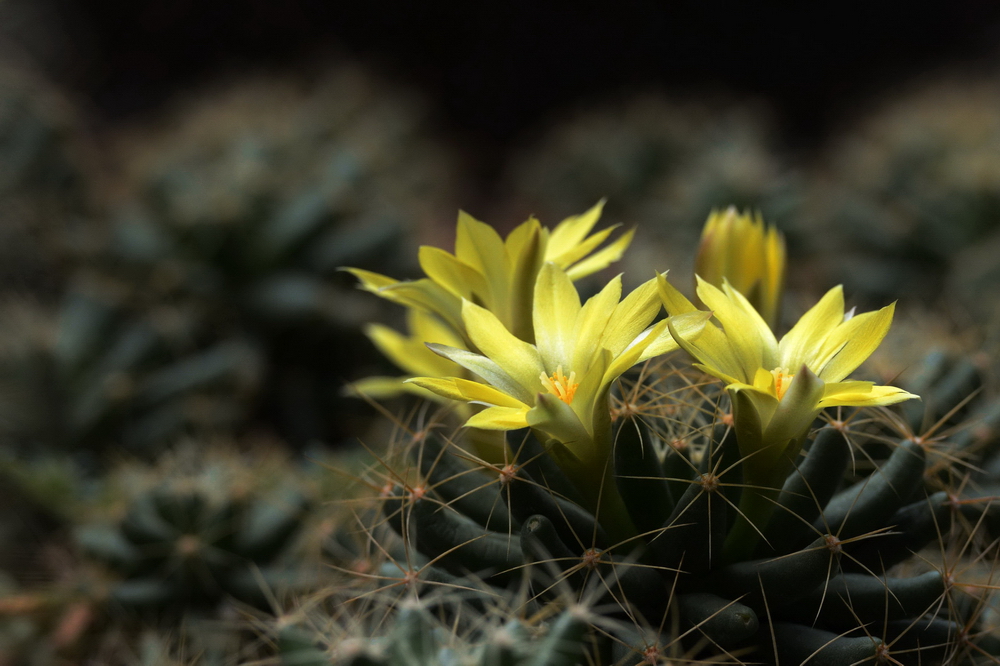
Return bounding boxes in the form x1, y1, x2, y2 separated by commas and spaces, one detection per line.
600, 275, 661, 356
546, 200, 605, 260
762, 365, 825, 449
728, 382, 780, 435
427, 343, 532, 404
778, 285, 845, 369
657, 272, 699, 315
729, 388, 766, 475
571, 275, 622, 374
813, 303, 896, 382
533, 262, 582, 370
564, 227, 635, 280
527, 393, 595, 456
418, 246, 485, 301
819, 383, 918, 408
466, 405, 531, 430
462, 300, 545, 393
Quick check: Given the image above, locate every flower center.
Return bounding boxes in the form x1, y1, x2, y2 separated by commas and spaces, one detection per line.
540, 365, 579, 405
771, 367, 795, 400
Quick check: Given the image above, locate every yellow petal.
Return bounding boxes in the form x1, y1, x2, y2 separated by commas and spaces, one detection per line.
657, 272, 699, 315
813, 302, 896, 382
696, 278, 777, 378
405, 376, 468, 402
466, 405, 531, 430
342, 267, 398, 292
551, 224, 616, 268
418, 246, 486, 301
344, 376, 414, 399
546, 200, 605, 260
533, 262, 582, 369
640, 310, 711, 361
600, 275, 661, 357
667, 315, 743, 385
455, 210, 510, 314
605, 320, 669, 382
571, 275, 622, 373
365, 323, 458, 377
409, 308, 464, 350
462, 300, 544, 393
505, 218, 544, 341
377, 278, 464, 335
564, 227, 635, 281
449, 377, 528, 408
427, 343, 532, 404
778, 286, 845, 369
818, 383, 918, 408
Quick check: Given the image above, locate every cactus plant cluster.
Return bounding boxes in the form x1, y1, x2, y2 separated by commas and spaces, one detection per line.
305, 205, 1000, 666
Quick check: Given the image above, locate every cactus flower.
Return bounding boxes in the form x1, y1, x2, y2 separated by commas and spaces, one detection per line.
658, 274, 918, 556
694, 207, 786, 328
345, 200, 634, 348
408, 262, 710, 523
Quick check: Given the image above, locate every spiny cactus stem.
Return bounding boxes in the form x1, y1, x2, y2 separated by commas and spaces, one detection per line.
721, 485, 780, 563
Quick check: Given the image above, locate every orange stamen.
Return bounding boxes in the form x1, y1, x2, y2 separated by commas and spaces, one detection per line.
770, 367, 795, 400
540, 365, 579, 405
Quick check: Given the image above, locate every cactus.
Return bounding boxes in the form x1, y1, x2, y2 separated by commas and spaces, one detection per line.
74, 442, 313, 615
315, 347, 1000, 665
60, 64, 456, 448
279, 597, 594, 666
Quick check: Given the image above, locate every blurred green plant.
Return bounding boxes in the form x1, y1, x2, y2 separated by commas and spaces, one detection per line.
502, 95, 801, 285
804, 74, 1000, 313
47, 65, 457, 450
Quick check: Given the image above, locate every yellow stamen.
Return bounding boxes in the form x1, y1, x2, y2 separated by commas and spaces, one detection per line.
770, 367, 795, 400
540, 365, 579, 405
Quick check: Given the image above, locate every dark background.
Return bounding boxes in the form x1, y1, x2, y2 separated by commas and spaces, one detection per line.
26, 1, 1000, 185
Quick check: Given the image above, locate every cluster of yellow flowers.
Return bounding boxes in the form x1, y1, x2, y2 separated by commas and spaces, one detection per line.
348, 203, 917, 534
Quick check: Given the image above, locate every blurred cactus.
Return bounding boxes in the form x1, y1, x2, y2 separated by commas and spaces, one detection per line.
805, 74, 1000, 312
74, 442, 313, 614
0, 60, 93, 299
502, 95, 801, 284
0, 435, 363, 664
55, 65, 457, 447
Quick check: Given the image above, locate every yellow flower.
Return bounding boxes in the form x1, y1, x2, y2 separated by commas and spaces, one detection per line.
348, 308, 467, 399
409, 262, 710, 520
344, 200, 634, 346
694, 207, 786, 328
658, 274, 918, 555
